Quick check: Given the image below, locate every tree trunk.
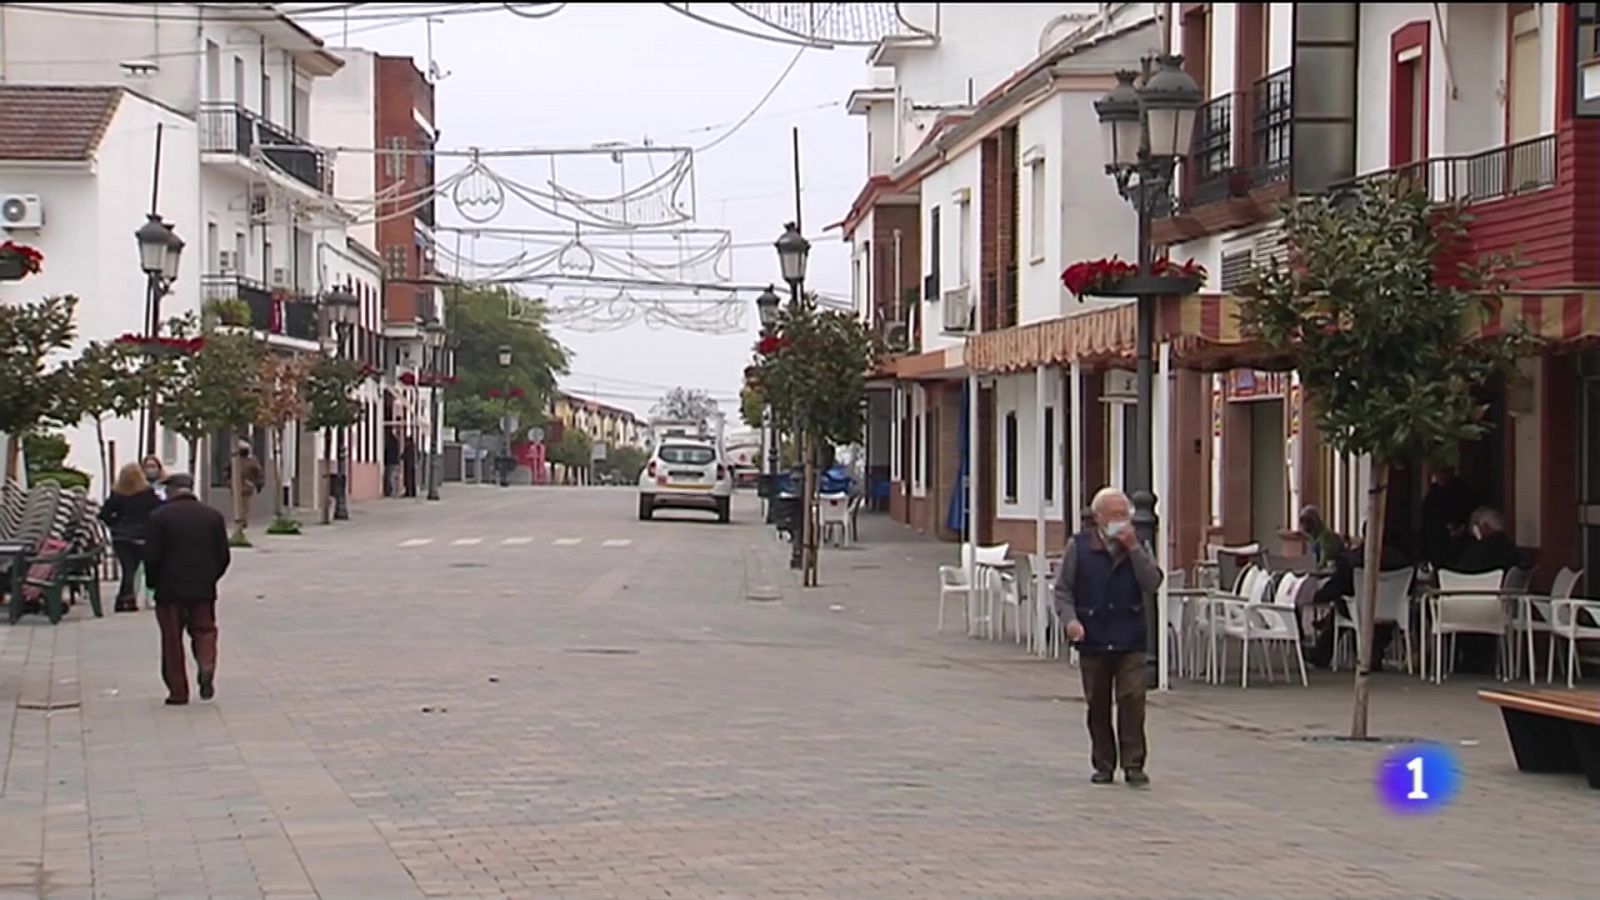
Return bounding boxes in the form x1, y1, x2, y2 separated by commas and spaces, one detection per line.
3, 433, 19, 483
186, 438, 198, 484
1350, 460, 1391, 740
95, 417, 109, 493
230, 428, 247, 541
321, 428, 333, 525
269, 427, 284, 519
802, 433, 819, 587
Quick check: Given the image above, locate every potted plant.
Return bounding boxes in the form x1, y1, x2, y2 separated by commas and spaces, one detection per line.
0, 241, 44, 281
204, 296, 251, 327
1060, 256, 1208, 300
113, 333, 205, 358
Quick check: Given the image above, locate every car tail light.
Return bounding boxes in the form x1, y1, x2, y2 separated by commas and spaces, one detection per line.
647, 461, 657, 478
716, 464, 726, 480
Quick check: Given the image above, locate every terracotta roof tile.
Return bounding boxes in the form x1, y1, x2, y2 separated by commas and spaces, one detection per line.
0, 85, 122, 161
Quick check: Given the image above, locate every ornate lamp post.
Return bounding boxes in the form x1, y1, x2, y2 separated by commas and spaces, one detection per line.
497, 344, 513, 487
424, 319, 448, 501
1094, 54, 1201, 668
320, 284, 359, 521
755, 284, 781, 523
773, 223, 810, 570
134, 214, 184, 457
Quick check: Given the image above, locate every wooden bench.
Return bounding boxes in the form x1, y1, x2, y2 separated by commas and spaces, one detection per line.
1478, 689, 1600, 789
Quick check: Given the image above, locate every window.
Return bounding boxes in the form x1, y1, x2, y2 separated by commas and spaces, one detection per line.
913, 410, 924, 488
262, 73, 273, 122
658, 445, 715, 465
385, 246, 406, 278
263, 241, 273, 281
956, 197, 972, 286
927, 205, 941, 298
1028, 158, 1046, 262
1003, 411, 1018, 503
232, 56, 245, 105
206, 222, 218, 272
1576, 4, 1600, 116
205, 40, 221, 101
234, 232, 246, 271
1043, 406, 1055, 502
384, 136, 408, 179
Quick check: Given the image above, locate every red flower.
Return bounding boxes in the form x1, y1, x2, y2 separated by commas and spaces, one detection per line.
399, 371, 417, 386
755, 334, 786, 356
1060, 256, 1207, 298
509, 386, 526, 399
486, 387, 501, 398
1, 240, 43, 275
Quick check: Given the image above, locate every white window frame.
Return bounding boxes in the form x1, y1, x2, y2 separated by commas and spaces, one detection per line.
1026, 150, 1047, 264
955, 191, 972, 288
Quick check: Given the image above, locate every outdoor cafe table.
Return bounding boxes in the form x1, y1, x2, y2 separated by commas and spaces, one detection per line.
969, 557, 1015, 640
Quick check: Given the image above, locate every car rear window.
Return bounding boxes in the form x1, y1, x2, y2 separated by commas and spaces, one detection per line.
659, 445, 716, 465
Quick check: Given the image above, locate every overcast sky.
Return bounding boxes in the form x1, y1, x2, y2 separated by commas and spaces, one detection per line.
302, 3, 865, 421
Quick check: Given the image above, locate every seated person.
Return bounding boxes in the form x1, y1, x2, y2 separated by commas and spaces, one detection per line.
1307, 529, 1411, 671
1451, 507, 1520, 575
1298, 505, 1345, 568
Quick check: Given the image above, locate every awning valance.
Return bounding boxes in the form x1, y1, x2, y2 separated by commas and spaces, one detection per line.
964, 290, 1600, 376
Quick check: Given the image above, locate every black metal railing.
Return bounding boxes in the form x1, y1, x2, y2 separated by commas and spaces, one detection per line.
200, 274, 319, 342
1250, 68, 1293, 187
1187, 93, 1234, 208
1332, 134, 1558, 206
199, 102, 331, 194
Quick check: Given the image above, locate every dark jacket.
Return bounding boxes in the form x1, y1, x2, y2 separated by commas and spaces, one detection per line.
1314, 542, 1411, 604
1454, 530, 1520, 575
1053, 529, 1164, 654
99, 488, 161, 542
143, 495, 231, 603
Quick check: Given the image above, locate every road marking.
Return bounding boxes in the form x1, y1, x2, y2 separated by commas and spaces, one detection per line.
553, 538, 582, 546
398, 538, 433, 548
451, 538, 483, 546
501, 537, 534, 546
602, 539, 632, 548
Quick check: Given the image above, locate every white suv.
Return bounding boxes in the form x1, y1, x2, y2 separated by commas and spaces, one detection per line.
637, 441, 733, 523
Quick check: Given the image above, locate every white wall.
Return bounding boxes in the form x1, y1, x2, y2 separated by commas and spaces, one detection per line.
311, 50, 378, 252
0, 94, 200, 493
991, 369, 1064, 521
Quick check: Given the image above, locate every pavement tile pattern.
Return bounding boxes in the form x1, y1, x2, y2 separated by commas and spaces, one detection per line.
1, 488, 1595, 899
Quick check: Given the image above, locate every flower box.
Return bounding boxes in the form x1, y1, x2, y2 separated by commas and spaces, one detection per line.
1080, 274, 1205, 298
113, 333, 204, 356
0, 241, 43, 281
1061, 256, 1207, 300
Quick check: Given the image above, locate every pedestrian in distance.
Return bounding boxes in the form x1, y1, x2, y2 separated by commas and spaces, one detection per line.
1054, 486, 1164, 786
143, 473, 231, 706
140, 454, 169, 500
99, 462, 162, 613
233, 440, 264, 531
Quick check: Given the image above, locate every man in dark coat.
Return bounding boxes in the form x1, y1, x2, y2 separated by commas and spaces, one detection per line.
1053, 487, 1164, 787
144, 473, 231, 706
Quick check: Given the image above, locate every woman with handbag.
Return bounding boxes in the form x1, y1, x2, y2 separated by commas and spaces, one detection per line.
99, 463, 162, 612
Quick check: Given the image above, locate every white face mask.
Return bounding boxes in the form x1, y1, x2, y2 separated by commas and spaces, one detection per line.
1102, 519, 1131, 540
1472, 526, 1483, 541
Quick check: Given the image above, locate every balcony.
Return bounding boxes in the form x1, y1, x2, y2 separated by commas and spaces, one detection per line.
201, 274, 320, 344
199, 102, 331, 195
1155, 68, 1295, 244
1333, 135, 1557, 206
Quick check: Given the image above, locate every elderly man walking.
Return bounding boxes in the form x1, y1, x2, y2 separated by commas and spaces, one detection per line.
144, 474, 231, 706
1054, 486, 1163, 786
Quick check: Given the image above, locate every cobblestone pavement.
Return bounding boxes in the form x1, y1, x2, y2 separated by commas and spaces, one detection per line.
2, 488, 1596, 899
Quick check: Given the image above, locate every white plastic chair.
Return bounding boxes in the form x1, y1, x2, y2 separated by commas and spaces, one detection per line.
1549, 596, 1600, 688
1217, 571, 1309, 687
1430, 568, 1508, 684
1513, 567, 1581, 683
1199, 565, 1273, 685
965, 543, 1010, 638
936, 564, 970, 633
994, 554, 1035, 648
819, 494, 850, 547
1333, 568, 1416, 674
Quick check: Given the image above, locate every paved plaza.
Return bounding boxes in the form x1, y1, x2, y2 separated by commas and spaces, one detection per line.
1, 488, 1595, 899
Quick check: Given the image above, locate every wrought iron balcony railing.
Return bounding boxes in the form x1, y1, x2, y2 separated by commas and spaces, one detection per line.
199, 102, 331, 194
1332, 134, 1557, 206
201, 274, 319, 342
1250, 68, 1293, 188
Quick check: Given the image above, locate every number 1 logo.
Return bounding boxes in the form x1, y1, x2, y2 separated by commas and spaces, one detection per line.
1376, 745, 1458, 815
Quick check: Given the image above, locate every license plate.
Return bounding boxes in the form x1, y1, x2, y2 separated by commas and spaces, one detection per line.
669, 470, 701, 480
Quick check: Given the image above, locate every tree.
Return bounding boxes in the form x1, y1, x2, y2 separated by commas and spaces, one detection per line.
305, 356, 368, 524
254, 354, 315, 523
739, 380, 765, 431
56, 339, 177, 491
444, 284, 568, 434
601, 445, 648, 483
651, 387, 721, 429
161, 328, 266, 539
748, 304, 881, 585
1241, 180, 1530, 739
0, 295, 77, 480
549, 429, 593, 481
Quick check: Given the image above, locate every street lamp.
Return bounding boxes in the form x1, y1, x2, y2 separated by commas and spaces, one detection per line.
424, 318, 448, 501
1095, 53, 1201, 668
773, 224, 811, 570
134, 214, 184, 457
321, 285, 359, 521
497, 344, 513, 487
755, 283, 781, 329
754, 284, 782, 524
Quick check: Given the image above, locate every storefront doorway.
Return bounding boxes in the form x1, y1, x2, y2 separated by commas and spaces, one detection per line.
1580, 353, 1600, 594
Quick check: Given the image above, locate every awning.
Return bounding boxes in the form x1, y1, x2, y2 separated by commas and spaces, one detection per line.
887, 343, 968, 381
965, 290, 1600, 376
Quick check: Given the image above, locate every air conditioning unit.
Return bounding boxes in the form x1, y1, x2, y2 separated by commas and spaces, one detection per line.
1101, 369, 1137, 403
270, 267, 288, 286
0, 194, 44, 229
941, 285, 973, 333
880, 319, 910, 352
217, 250, 236, 273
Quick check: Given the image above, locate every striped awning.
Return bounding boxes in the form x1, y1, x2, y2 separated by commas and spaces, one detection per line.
965, 290, 1600, 376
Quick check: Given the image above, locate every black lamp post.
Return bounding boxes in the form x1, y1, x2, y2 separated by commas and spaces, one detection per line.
755, 284, 782, 524
320, 285, 358, 521
497, 343, 513, 487
424, 319, 448, 501
134, 214, 184, 458
1095, 54, 1201, 667
774, 223, 810, 570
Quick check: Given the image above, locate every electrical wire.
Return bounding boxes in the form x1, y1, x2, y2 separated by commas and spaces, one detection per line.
500, 2, 568, 19
4, 3, 502, 23
693, 45, 808, 153
656, 3, 832, 48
